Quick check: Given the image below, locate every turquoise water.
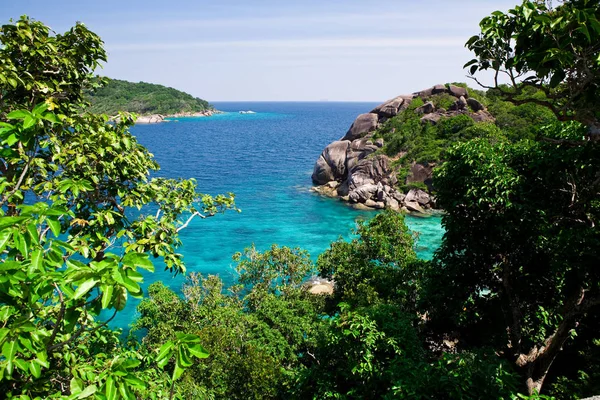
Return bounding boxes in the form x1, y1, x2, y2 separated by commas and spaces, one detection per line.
111, 102, 444, 329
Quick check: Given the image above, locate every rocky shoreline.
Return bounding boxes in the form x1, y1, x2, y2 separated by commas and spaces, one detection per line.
311, 84, 494, 214
135, 109, 222, 124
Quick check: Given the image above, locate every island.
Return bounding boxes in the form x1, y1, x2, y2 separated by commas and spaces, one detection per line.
86, 78, 219, 122
312, 83, 555, 213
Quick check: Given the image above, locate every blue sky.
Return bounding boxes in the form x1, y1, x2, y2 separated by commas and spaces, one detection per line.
2, 1, 519, 101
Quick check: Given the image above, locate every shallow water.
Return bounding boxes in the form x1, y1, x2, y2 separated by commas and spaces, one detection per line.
110, 102, 444, 330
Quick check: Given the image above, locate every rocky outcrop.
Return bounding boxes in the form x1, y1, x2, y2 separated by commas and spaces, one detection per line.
311, 83, 494, 213
132, 109, 221, 124
342, 113, 379, 141
135, 114, 165, 124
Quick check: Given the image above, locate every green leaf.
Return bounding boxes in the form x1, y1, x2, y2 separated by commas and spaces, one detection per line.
178, 345, 193, 367
156, 341, 174, 365
33, 102, 49, 115
105, 376, 117, 400
2, 340, 17, 361
73, 279, 99, 300
29, 361, 41, 378
172, 359, 185, 381
0, 229, 12, 253
122, 252, 154, 272
101, 285, 114, 309
23, 115, 36, 130
70, 377, 84, 394
13, 231, 28, 257
77, 385, 97, 399
123, 375, 146, 389
47, 218, 61, 237
118, 382, 130, 400
31, 249, 43, 273
187, 343, 209, 359
6, 110, 30, 120
120, 274, 141, 296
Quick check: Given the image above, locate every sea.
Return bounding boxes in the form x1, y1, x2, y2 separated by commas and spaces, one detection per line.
111, 102, 445, 330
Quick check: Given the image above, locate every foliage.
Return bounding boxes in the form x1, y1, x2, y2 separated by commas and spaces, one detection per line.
431, 121, 600, 394
317, 210, 425, 311
0, 17, 234, 398
465, 0, 600, 134
134, 244, 323, 399
87, 79, 213, 116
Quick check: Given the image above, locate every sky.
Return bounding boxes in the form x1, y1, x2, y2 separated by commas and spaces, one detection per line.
1, 0, 519, 101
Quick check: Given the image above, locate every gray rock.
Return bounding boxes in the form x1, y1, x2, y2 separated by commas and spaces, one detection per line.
371, 96, 405, 118
365, 199, 385, 209
448, 84, 468, 98
467, 97, 484, 112
311, 140, 351, 185
432, 84, 447, 94
414, 87, 434, 98
472, 110, 495, 123
347, 155, 391, 192
392, 191, 406, 202
376, 188, 388, 202
342, 113, 378, 141
420, 113, 441, 124
415, 101, 435, 114
405, 189, 431, 206
375, 138, 384, 148
406, 162, 434, 191
405, 201, 425, 213
385, 197, 400, 210
348, 183, 378, 203
337, 180, 350, 196
457, 96, 468, 110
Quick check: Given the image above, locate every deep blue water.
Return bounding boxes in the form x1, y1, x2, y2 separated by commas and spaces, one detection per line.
111, 102, 444, 329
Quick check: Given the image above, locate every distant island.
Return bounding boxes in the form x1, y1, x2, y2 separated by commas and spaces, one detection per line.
86, 78, 218, 121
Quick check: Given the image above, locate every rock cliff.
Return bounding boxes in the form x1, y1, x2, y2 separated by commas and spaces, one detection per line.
311, 84, 494, 212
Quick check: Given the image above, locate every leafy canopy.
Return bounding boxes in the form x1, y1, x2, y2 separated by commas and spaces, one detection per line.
0, 16, 234, 399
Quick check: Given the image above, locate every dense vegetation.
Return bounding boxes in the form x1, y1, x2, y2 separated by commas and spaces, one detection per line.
1, 1, 599, 399
87, 79, 213, 116
372, 85, 557, 192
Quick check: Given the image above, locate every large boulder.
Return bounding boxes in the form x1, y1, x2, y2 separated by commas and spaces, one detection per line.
448, 84, 468, 98
371, 96, 406, 118
405, 201, 425, 213
406, 162, 434, 188
415, 101, 435, 114
347, 155, 391, 192
311, 140, 351, 184
414, 87, 434, 98
348, 183, 377, 203
467, 97, 484, 112
472, 110, 496, 123
432, 84, 447, 94
342, 113, 378, 141
405, 189, 431, 206
420, 113, 441, 125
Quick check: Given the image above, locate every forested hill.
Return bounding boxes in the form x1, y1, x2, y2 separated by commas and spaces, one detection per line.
86, 78, 213, 115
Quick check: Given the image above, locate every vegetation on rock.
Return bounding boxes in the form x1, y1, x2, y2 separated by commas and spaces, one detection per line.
86, 78, 213, 116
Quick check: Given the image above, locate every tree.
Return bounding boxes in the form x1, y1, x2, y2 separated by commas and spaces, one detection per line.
464, 0, 600, 136
0, 17, 234, 398
431, 121, 600, 395
134, 244, 324, 399
317, 210, 425, 311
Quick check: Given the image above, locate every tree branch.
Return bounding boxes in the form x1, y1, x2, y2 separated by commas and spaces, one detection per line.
176, 211, 208, 233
